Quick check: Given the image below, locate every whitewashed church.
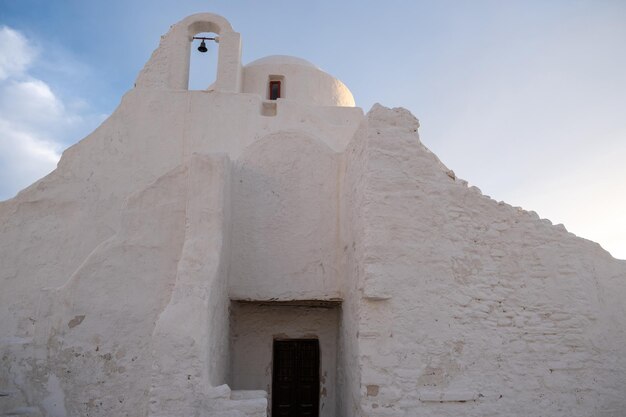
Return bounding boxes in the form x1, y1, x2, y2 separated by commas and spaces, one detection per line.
1, 13, 625, 417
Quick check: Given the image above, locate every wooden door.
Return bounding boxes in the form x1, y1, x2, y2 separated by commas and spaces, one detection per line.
272, 339, 320, 417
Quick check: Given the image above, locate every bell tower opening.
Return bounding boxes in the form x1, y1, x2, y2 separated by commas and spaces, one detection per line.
134, 13, 242, 93
189, 32, 218, 90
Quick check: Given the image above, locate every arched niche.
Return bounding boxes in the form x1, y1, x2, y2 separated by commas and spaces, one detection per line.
135, 13, 242, 92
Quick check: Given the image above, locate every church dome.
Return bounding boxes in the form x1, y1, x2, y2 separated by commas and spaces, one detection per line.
241, 55, 355, 107
245, 55, 321, 69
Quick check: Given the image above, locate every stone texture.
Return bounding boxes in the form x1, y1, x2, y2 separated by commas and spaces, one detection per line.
343, 104, 626, 417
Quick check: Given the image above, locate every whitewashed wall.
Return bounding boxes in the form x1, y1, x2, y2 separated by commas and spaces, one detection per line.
345, 105, 626, 417
0, 37, 362, 415
229, 131, 341, 301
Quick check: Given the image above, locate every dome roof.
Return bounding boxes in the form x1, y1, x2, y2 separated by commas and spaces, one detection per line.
241, 54, 355, 107
245, 55, 320, 70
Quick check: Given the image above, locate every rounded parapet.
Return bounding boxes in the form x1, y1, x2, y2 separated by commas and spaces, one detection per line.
180, 12, 234, 36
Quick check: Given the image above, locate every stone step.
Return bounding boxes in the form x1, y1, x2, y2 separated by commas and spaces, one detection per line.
203, 385, 268, 417
230, 390, 267, 400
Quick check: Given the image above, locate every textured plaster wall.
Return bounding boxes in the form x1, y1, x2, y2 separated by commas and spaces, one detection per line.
337, 119, 371, 417
0, 63, 362, 417
230, 303, 340, 417
148, 155, 232, 416
0, 153, 232, 416
346, 105, 626, 417
230, 131, 341, 301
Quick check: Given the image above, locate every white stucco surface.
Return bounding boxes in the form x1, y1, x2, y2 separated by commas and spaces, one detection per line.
1, 11, 626, 417
230, 131, 341, 301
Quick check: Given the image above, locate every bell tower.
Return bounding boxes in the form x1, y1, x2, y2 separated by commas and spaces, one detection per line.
135, 13, 242, 92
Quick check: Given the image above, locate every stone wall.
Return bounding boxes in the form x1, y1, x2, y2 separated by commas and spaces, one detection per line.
348, 104, 626, 416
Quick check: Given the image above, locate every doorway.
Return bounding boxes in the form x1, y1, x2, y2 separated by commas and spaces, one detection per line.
272, 339, 320, 417
229, 301, 339, 416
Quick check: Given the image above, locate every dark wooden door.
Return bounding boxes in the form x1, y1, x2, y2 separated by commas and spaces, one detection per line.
272, 339, 320, 417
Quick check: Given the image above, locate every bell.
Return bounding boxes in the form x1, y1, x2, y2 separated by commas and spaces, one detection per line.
197, 40, 208, 53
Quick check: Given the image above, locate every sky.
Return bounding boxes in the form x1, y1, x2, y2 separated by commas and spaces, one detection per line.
0, 0, 624, 259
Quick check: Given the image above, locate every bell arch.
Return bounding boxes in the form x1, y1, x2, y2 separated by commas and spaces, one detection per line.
135, 13, 242, 92
188, 30, 219, 90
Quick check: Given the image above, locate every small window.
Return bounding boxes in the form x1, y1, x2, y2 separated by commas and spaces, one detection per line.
269, 80, 281, 100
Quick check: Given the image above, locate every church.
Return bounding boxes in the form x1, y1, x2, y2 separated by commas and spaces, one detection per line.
1, 13, 625, 417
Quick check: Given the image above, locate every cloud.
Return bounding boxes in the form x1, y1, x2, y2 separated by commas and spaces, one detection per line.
2, 79, 64, 125
0, 26, 103, 200
0, 119, 60, 196
0, 26, 36, 80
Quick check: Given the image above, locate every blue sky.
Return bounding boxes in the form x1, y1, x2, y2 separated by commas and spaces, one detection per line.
1, 1, 625, 258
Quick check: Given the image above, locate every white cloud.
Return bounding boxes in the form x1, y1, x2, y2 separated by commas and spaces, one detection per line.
1, 79, 64, 125
0, 119, 60, 194
0, 26, 101, 200
0, 26, 36, 80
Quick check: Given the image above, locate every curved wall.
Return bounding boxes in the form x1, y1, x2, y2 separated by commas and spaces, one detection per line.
242, 57, 355, 107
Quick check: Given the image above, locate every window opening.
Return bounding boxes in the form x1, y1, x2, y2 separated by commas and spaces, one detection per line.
269, 80, 281, 100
